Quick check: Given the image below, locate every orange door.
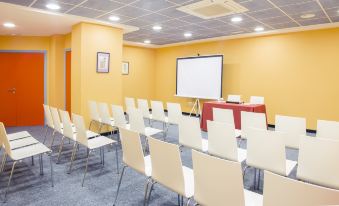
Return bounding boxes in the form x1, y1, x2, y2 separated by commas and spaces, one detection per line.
0, 52, 45, 126
65, 50, 71, 113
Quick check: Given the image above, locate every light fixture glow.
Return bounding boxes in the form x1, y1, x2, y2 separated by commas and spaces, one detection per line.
3, 22, 15, 28
231, 16, 243, 22
109, 16, 120, 21
144, 40, 151, 44
152, 25, 162, 31
300, 13, 315, 19
46, 3, 61, 10
254, 26, 264, 32
184, 32, 192, 37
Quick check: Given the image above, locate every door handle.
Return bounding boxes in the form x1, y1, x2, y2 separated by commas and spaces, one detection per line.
8, 88, 16, 94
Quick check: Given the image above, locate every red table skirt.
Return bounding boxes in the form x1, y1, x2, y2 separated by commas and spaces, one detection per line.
200, 101, 267, 131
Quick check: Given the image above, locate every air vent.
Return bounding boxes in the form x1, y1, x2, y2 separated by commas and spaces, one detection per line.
177, 0, 248, 19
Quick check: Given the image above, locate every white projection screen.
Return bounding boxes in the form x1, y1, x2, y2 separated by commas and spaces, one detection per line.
176, 55, 223, 99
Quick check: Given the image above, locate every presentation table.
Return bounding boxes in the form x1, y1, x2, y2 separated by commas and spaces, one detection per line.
200, 101, 267, 131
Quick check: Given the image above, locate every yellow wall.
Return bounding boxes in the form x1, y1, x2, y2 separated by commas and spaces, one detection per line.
154, 28, 339, 129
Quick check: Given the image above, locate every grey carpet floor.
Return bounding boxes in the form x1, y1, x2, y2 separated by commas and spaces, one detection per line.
0, 120, 303, 206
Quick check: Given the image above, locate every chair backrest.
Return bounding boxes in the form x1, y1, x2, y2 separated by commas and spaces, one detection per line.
59, 109, 75, 140
88, 100, 101, 122
0, 122, 12, 156
241, 111, 266, 138
125, 97, 136, 112
227, 94, 241, 102
151, 100, 166, 121
263, 171, 339, 206
178, 116, 203, 151
207, 121, 238, 161
246, 127, 287, 176
50, 106, 62, 133
167, 102, 182, 124
72, 113, 88, 146
111, 105, 127, 128
43, 104, 54, 128
212, 108, 235, 126
137, 99, 151, 118
128, 108, 145, 133
297, 136, 339, 189
316, 120, 339, 141
98, 102, 112, 125
148, 137, 186, 196
249, 96, 264, 104
275, 115, 306, 149
119, 128, 146, 175
192, 150, 245, 206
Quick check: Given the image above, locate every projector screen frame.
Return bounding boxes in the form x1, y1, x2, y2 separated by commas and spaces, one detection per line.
175, 54, 224, 100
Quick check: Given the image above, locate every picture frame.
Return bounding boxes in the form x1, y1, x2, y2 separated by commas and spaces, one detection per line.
97, 52, 110, 73
122, 61, 129, 75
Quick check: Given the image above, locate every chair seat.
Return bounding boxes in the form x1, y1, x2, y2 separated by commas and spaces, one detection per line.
10, 137, 39, 150
86, 136, 116, 150
183, 166, 194, 198
144, 155, 152, 177
60, 127, 77, 135
9, 143, 51, 160
143, 127, 163, 136
237, 148, 247, 162
286, 159, 297, 175
202, 139, 208, 152
235, 129, 242, 138
244, 189, 263, 206
7, 131, 31, 141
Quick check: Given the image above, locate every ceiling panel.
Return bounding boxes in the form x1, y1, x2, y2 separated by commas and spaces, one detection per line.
236, 0, 274, 11
319, 0, 339, 9
67, 6, 106, 18
136, 13, 171, 23
260, 15, 292, 25
271, 21, 299, 29
31, 0, 74, 13
130, 0, 175, 11
0, 0, 34, 6
112, 6, 151, 18
280, 1, 322, 15
298, 17, 330, 26
269, 0, 314, 7
80, 0, 124, 12
158, 6, 189, 18
247, 8, 285, 19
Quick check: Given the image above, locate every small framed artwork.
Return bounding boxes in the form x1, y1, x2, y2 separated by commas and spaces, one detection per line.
97, 52, 110, 73
122, 61, 129, 75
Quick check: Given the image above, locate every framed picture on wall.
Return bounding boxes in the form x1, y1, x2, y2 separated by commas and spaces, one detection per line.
97, 52, 110, 73
122, 61, 129, 75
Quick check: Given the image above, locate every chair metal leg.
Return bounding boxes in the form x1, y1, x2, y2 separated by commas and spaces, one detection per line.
50, 130, 56, 150
0, 153, 7, 174
31, 156, 34, 166
39, 154, 43, 175
253, 168, 257, 190
49, 152, 54, 187
81, 149, 92, 187
112, 165, 127, 206
146, 180, 156, 206
178, 194, 181, 206
3, 161, 17, 203
103, 147, 105, 166
186, 198, 193, 206
242, 165, 249, 179
56, 136, 65, 164
181, 196, 184, 206
115, 144, 119, 174
68, 143, 77, 174
143, 178, 151, 206
43, 126, 48, 144
100, 147, 103, 164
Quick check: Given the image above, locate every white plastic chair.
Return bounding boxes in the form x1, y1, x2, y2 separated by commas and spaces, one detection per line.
189, 150, 263, 206
0, 122, 53, 202
43, 104, 55, 143
263, 171, 339, 206
297, 136, 339, 190
151, 101, 168, 134
50, 106, 64, 149
316, 120, 339, 141
249, 96, 264, 104
146, 137, 194, 206
213, 108, 241, 137
275, 115, 306, 149
69, 114, 119, 186
128, 108, 162, 137
111, 104, 129, 129
98, 102, 117, 137
88, 100, 103, 131
113, 128, 152, 206
125, 97, 136, 113
137, 99, 152, 122
207, 121, 246, 162
179, 116, 207, 152
167, 102, 183, 125
241, 111, 267, 139
227, 94, 241, 103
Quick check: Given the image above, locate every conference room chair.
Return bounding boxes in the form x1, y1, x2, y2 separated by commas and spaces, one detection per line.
0, 122, 53, 202
213, 108, 241, 137
88, 100, 103, 131
227, 94, 241, 103
43, 104, 55, 143
112, 128, 151, 206
70, 114, 119, 186
240, 111, 267, 139
146, 137, 194, 206
150, 100, 168, 132
125, 97, 136, 113
297, 136, 339, 190
137, 99, 152, 124
179, 116, 207, 152
189, 150, 263, 206
50, 106, 64, 149
207, 121, 246, 163
167, 102, 183, 125
249, 96, 265, 104
245, 128, 297, 190
128, 108, 163, 137
263, 171, 339, 206
316, 119, 339, 141
275, 115, 306, 149
98, 102, 117, 135
111, 104, 129, 129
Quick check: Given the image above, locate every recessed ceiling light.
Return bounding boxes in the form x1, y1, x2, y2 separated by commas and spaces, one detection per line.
254, 26, 264, 32
184, 32, 192, 37
300, 13, 315, 19
46, 3, 61, 10
152, 25, 162, 31
109, 16, 120, 21
231, 17, 243, 22
3, 22, 15, 28
144, 40, 151, 44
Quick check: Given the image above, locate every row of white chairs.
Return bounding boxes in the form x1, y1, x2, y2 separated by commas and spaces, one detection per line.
113, 128, 339, 206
